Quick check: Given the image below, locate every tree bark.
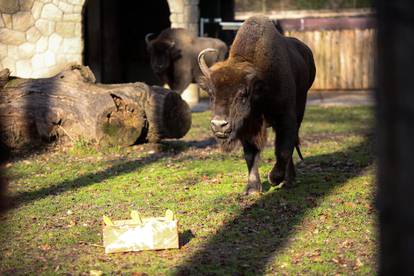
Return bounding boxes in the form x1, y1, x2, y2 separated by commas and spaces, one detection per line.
0, 64, 191, 150
376, 0, 414, 275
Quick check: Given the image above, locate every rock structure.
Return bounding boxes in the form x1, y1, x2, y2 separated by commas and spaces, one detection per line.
0, 0, 200, 79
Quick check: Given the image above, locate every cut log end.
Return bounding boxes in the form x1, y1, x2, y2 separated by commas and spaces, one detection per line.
97, 94, 145, 146
146, 86, 192, 142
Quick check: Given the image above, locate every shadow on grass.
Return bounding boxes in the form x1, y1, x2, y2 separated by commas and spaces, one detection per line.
174, 135, 374, 275
6, 138, 217, 211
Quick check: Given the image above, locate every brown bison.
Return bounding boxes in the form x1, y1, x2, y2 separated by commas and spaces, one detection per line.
145, 28, 228, 93
198, 16, 316, 194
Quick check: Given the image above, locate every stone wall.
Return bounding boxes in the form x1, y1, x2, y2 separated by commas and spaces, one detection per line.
0, 0, 198, 78
0, 0, 83, 78
167, 0, 199, 35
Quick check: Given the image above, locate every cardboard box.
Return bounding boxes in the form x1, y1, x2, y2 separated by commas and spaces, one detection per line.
103, 210, 179, 253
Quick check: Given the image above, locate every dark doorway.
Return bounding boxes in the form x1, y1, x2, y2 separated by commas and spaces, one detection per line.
199, 0, 235, 45
83, 0, 171, 84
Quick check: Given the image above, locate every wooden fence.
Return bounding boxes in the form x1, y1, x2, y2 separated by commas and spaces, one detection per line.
236, 10, 376, 91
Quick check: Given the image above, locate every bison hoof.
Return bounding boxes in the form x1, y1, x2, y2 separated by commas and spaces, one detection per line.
244, 182, 262, 195
268, 168, 284, 186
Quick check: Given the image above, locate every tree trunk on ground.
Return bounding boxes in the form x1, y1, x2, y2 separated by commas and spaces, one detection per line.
0, 64, 191, 150
376, 0, 414, 275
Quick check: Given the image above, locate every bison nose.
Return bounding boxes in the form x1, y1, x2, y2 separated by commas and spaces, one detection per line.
211, 118, 229, 133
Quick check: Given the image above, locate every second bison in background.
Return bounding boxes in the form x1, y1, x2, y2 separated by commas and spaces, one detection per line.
198, 16, 316, 194
146, 28, 228, 93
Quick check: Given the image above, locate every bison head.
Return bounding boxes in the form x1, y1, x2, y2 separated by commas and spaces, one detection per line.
145, 33, 176, 73
198, 48, 265, 150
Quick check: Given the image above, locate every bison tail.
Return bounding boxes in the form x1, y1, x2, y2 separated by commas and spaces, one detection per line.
295, 144, 304, 161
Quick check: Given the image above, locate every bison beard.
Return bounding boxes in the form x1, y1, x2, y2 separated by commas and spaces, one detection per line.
198, 16, 316, 195
217, 94, 253, 152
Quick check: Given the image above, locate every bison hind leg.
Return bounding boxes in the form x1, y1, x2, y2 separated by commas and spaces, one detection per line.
283, 158, 297, 188
268, 157, 297, 187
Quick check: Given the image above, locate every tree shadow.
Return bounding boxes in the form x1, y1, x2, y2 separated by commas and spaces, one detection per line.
174, 135, 373, 275
5, 137, 216, 211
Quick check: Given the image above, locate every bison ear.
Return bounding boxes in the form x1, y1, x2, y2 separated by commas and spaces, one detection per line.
246, 71, 265, 95
166, 41, 181, 60
198, 76, 212, 95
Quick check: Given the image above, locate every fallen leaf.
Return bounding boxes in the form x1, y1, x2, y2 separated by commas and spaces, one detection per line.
355, 257, 364, 268
39, 244, 51, 251
90, 270, 103, 276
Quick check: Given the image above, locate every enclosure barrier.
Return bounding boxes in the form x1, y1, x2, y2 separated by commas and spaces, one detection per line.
226, 10, 376, 91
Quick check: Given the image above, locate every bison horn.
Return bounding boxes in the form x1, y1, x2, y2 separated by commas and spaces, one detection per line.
145, 33, 155, 45
198, 48, 218, 78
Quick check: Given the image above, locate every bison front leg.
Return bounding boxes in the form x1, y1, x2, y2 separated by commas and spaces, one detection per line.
268, 114, 297, 187
170, 66, 192, 94
242, 140, 262, 195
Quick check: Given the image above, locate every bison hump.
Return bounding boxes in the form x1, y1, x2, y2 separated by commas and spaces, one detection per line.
230, 16, 285, 70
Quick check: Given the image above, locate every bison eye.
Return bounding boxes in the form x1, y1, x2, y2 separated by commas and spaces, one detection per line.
240, 88, 248, 98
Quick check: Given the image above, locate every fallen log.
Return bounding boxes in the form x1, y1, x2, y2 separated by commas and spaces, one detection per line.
0, 64, 191, 150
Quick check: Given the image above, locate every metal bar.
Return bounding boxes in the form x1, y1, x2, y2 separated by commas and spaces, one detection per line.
218, 16, 376, 32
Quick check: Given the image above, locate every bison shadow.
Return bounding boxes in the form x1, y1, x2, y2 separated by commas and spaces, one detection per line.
174, 135, 374, 275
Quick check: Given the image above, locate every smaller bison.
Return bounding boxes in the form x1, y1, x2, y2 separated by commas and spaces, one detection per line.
198, 16, 316, 194
146, 28, 228, 93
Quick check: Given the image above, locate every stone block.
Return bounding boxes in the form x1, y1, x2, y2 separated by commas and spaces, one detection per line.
174, 13, 183, 24
16, 59, 33, 77
56, 21, 75, 37
167, 0, 184, 13
12, 12, 35, 32
0, 16, 4, 27
44, 50, 56, 66
56, 53, 67, 64
31, 1, 44, 19
19, 0, 34, 11
48, 33, 62, 51
7, 45, 18, 57
0, 0, 19, 14
18, 42, 36, 59
62, 37, 81, 54
2, 14, 12, 28
41, 3, 62, 21
35, 19, 55, 35
67, 0, 83, 5
74, 22, 81, 36
0, 29, 26, 45
26, 26, 42, 42
36, 36, 48, 52
2, 57, 16, 74
58, 2, 73, 13
73, 5, 82, 13
64, 53, 81, 63
0, 44, 7, 59
31, 53, 44, 70
63, 13, 81, 22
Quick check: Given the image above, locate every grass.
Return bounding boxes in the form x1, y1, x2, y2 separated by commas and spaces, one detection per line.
0, 105, 376, 275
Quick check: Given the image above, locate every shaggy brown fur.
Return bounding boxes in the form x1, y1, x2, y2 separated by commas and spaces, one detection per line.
199, 16, 316, 194
146, 28, 228, 93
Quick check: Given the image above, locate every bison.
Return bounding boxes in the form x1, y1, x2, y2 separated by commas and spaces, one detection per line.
198, 16, 316, 194
145, 28, 228, 93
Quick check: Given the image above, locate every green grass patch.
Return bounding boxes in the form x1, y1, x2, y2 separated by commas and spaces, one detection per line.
1, 106, 376, 275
